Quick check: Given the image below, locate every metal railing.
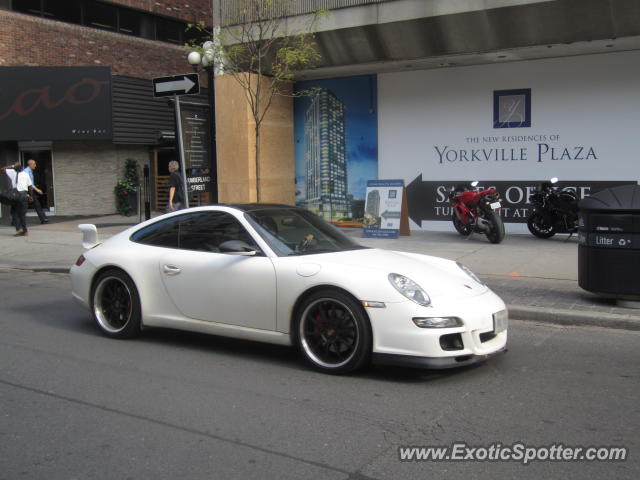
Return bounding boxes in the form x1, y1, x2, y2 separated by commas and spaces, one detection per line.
219, 0, 393, 26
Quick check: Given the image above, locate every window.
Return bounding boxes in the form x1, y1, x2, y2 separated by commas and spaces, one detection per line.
131, 216, 180, 248
118, 8, 143, 36
13, 0, 41, 15
85, 1, 117, 30
43, 0, 82, 23
131, 211, 258, 253
156, 17, 182, 44
178, 211, 258, 252
11, 0, 199, 45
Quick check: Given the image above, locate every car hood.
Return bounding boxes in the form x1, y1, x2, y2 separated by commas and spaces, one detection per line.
297, 248, 488, 303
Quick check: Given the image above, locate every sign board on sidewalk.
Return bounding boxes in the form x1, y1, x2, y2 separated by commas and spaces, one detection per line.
180, 104, 212, 193
363, 179, 410, 238
152, 74, 199, 98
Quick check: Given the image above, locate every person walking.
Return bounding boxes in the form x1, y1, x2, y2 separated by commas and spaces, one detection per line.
167, 160, 185, 212
24, 159, 48, 224
1, 162, 32, 236
1, 162, 18, 227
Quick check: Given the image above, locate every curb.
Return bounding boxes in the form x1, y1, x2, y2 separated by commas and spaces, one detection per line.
0, 265, 70, 274
1, 265, 638, 331
507, 305, 640, 331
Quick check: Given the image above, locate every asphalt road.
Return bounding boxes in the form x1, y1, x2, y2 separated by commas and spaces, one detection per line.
1, 271, 638, 480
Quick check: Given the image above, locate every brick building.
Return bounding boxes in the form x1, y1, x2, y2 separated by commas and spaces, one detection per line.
0, 0, 213, 218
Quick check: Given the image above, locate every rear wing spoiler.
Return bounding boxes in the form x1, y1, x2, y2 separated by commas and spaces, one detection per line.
78, 224, 100, 249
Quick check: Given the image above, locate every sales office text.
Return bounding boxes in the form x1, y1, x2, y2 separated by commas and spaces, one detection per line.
435, 185, 594, 205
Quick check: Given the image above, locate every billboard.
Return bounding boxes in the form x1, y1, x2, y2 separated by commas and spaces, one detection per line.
294, 75, 378, 221
378, 51, 640, 231
0, 67, 112, 141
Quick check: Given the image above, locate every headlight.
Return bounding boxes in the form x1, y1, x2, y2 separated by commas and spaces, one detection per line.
456, 262, 483, 285
412, 317, 463, 328
388, 273, 431, 306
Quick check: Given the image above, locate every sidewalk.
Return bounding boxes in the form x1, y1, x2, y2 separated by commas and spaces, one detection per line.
1, 214, 638, 330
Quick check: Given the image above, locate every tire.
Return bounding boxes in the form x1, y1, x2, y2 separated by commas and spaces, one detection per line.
485, 211, 505, 244
527, 212, 555, 239
295, 290, 372, 374
91, 269, 142, 339
452, 213, 472, 236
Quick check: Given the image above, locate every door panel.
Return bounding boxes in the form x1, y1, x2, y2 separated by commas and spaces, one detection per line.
159, 249, 277, 331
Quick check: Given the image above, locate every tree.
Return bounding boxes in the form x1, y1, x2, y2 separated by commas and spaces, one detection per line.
192, 0, 323, 202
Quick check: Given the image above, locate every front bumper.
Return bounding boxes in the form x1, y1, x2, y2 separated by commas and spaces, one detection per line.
373, 347, 507, 370
365, 289, 508, 367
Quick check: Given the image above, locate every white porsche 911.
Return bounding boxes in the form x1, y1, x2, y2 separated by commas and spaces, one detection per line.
70, 204, 507, 374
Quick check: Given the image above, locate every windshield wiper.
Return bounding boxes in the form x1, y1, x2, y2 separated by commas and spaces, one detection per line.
288, 248, 338, 256
288, 246, 368, 256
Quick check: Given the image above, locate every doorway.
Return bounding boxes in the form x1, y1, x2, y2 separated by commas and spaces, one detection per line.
19, 146, 55, 214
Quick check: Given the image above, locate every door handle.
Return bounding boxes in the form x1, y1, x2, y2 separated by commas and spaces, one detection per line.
163, 264, 182, 276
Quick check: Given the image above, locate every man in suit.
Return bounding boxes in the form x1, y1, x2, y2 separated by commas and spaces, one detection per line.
24, 159, 48, 224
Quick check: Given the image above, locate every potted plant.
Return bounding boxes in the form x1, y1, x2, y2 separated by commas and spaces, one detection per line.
114, 158, 140, 216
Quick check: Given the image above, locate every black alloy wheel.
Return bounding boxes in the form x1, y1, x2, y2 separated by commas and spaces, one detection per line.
91, 269, 142, 338
527, 212, 556, 239
452, 213, 472, 236
296, 291, 372, 374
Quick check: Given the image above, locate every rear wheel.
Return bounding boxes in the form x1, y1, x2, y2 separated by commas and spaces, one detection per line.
485, 211, 505, 244
295, 291, 372, 374
452, 213, 472, 236
527, 212, 555, 239
91, 269, 141, 338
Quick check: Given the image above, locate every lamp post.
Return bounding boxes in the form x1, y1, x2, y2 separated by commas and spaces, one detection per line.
187, 42, 218, 203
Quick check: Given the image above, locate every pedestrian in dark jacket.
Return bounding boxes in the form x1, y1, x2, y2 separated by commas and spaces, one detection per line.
167, 160, 185, 212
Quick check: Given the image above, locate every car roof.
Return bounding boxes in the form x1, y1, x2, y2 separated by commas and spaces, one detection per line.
226, 203, 299, 212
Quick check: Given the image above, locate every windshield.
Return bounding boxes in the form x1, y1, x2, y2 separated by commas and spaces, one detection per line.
244, 208, 367, 257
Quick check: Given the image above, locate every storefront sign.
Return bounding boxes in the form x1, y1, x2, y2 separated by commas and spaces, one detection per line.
0, 67, 112, 141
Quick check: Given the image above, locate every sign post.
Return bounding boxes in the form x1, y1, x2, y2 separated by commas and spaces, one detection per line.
153, 74, 201, 209
173, 95, 190, 208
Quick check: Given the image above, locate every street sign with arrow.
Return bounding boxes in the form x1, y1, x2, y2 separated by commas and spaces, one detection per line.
152, 74, 200, 97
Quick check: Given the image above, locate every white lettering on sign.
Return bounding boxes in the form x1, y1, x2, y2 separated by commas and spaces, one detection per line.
595, 236, 614, 245
187, 176, 211, 183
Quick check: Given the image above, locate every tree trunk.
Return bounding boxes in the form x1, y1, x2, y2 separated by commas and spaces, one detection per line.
255, 123, 261, 203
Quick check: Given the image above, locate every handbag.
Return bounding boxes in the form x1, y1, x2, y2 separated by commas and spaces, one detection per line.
0, 188, 20, 206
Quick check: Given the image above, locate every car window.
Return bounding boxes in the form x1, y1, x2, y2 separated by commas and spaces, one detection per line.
244, 208, 366, 256
131, 211, 259, 253
178, 211, 258, 252
130, 215, 180, 248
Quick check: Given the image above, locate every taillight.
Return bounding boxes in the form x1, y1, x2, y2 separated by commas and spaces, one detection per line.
75, 255, 86, 266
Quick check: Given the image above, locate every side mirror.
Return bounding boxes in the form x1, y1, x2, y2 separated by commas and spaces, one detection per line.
550, 177, 559, 184
219, 240, 257, 256
470, 180, 479, 187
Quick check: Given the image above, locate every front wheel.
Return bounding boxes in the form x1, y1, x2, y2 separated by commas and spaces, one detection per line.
452, 213, 472, 236
485, 211, 505, 244
91, 269, 142, 338
527, 212, 556, 239
295, 291, 372, 374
